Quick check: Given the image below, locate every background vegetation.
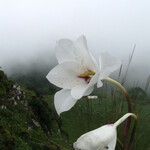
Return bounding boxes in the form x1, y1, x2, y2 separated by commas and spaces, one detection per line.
0, 65, 150, 150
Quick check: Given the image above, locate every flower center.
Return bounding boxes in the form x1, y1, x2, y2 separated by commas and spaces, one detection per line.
78, 70, 95, 83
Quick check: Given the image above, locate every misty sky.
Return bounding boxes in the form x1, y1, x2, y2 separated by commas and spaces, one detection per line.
0, 0, 150, 87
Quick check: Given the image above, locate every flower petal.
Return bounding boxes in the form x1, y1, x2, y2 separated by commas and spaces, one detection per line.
54, 89, 78, 115
46, 61, 86, 89
71, 73, 98, 99
99, 52, 121, 77
55, 39, 77, 64
75, 35, 97, 71
97, 79, 103, 88
84, 86, 94, 96
71, 84, 89, 99
73, 125, 117, 150
75, 35, 88, 53
56, 35, 97, 71
89, 73, 99, 86
107, 135, 117, 150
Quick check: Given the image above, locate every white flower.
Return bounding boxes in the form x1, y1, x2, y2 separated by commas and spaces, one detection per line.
46, 35, 121, 115
73, 113, 137, 150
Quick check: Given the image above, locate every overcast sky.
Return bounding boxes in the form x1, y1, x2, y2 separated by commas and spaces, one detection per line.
0, 0, 150, 87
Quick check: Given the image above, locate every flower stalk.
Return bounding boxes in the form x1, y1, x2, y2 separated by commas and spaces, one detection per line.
104, 77, 132, 112
104, 77, 134, 149
114, 113, 137, 127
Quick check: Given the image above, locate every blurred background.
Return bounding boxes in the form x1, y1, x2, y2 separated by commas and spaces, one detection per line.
0, 0, 150, 150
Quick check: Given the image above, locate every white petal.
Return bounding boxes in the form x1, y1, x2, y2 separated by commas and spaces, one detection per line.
55, 39, 77, 64
75, 35, 97, 71
89, 73, 99, 86
84, 86, 94, 96
97, 73, 107, 88
56, 35, 97, 71
107, 135, 117, 150
97, 79, 103, 88
89, 51, 99, 72
90, 73, 103, 89
71, 83, 89, 99
54, 89, 78, 115
99, 52, 121, 77
73, 125, 117, 150
46, 61, 86, 89
71, 73, 98, 99
75, 35, 88, 52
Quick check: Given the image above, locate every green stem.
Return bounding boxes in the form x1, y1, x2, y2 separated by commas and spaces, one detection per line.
128, 118, 138, 150
104, 77, 133, 149
104, 77, 132, 112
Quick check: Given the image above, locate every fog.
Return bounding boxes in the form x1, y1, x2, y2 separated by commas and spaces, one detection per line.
0, 0, 150, 88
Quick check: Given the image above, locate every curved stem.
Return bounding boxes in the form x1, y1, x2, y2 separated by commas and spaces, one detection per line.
104, 77, 133, 149
114, 113, 137, 128
104, 77, 132, 112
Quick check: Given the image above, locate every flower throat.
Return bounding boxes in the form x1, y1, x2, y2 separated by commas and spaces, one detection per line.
78, 70, 95, 83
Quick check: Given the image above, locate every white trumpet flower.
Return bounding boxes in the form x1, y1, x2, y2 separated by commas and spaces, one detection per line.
46, 35, 121, 115
73, 113, 137, 150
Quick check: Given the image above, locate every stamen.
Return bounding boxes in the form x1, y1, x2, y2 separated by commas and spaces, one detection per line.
78, 70, 95, 83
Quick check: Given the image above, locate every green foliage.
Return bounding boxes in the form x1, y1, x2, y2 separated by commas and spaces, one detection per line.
0, 84, 6, 96
0, 70, 14, 97
0, 70, 69, 150
128, 87, 148, 102
29, 97, 53, 135
0, 70, 7, 81
11, 70, 58, 95
1, 69, 150, 149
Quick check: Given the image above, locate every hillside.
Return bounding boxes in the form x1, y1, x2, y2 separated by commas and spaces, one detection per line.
0, 70, 69, 150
